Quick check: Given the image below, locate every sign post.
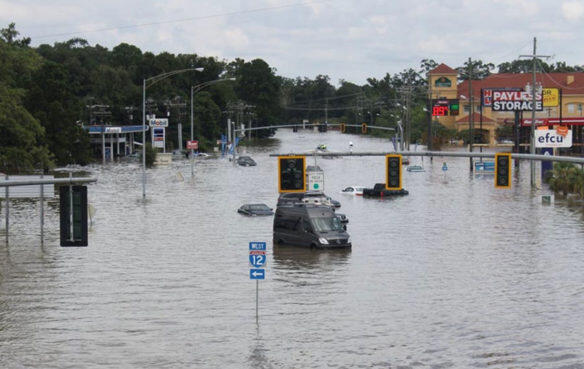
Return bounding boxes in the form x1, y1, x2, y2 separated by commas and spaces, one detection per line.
249, 241, 266, 323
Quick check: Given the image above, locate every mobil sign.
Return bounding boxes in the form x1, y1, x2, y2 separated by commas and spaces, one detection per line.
535, 129, 572, 148
484, 88, 542, 111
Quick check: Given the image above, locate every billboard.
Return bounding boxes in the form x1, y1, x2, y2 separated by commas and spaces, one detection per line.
542, 88, 559, 107
482, 88, 542, 111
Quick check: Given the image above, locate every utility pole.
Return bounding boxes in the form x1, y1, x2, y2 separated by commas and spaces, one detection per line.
468, 57, 474, 172
520, 37, 550, 188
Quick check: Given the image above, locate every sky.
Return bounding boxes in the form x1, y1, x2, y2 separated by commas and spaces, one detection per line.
2, 0, 584, 85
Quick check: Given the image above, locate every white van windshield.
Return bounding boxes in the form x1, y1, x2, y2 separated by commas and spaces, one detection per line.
311, 217, 343, 232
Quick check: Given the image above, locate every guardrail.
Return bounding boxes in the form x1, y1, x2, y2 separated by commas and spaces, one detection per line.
268, 150, 584, 164
1, 175, 97, 247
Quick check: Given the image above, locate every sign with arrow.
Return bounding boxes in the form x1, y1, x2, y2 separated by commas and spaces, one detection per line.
250, 269, 265, 280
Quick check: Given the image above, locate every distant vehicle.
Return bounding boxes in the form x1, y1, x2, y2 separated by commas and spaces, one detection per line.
326, 196, 341, 208
273, 203, 351, 249
172, 149, 187, 160
335, 213, 349, 230
237, 203, 274, 216
236, 156, 256, 166
363, 183, 409, 198
316, 144, 327, 151
277, 191, 334, 207
406, 165, 425, 172
341, 186, 365, 196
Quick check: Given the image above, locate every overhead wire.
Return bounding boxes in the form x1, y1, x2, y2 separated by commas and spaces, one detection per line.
31, 0, 330, 40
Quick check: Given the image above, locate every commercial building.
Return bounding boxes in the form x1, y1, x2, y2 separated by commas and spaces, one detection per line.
428, 63, 584, 151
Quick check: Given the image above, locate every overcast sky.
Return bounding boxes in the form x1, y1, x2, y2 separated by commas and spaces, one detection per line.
2, 0, 583, 85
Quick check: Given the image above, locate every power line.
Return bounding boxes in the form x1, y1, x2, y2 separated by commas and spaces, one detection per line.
31, 0, 329, 39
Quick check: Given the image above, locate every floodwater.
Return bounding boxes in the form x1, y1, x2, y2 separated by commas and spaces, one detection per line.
1, 129, 584, 369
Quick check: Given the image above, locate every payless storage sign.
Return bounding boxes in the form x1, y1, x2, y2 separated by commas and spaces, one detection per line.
490, 89, 543, 111
535, 129, 572, 148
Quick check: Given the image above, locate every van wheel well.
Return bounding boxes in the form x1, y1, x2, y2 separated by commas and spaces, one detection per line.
310, 243, 317, 249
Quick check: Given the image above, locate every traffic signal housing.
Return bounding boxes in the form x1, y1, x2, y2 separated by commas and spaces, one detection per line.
495, 153, 512, 189
361, 123, 367, 134
278, 155, 306, 193
340, 123, 346, 133
386, 154, 402, 190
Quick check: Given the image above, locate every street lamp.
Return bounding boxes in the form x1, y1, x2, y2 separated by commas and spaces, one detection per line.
142, 67, 204, 199
189, 77, 236, 177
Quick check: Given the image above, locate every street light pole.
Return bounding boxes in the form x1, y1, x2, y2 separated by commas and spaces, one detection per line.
142, 67, 203, 200
189, 77, 236, 177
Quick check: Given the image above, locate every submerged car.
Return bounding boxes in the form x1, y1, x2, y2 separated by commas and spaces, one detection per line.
341, 186, 365, 196
237, 203, 274, 216
237, 156, 257, 166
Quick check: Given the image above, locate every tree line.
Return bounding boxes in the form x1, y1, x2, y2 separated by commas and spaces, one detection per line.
1, 23, 582, 174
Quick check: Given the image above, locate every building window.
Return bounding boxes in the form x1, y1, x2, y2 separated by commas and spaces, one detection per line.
464, 104, 470, 113
567, 103, 583, 115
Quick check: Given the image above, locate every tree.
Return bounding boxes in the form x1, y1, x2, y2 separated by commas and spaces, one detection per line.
25, 61, 91, 165
0, 22, 30, 47
457, 59, 495, 80
0, 84, 53, 173
234, 59, 280, 132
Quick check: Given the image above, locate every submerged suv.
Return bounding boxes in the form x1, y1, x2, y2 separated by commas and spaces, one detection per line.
273, 203, 351, 249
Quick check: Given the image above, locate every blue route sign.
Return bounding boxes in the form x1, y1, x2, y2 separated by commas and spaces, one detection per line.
249, 253, 266, 268
249, 242, 266, 251
250, 269, 265, 280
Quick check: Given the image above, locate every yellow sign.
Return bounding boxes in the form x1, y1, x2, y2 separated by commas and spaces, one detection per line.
543, 88, 559, 107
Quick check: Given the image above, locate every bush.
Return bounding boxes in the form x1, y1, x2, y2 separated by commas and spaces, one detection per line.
140, 143, 157, 168
546, 162, 584, 198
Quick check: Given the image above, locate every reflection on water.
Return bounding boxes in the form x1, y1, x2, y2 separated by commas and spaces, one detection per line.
1, 129, 584, 368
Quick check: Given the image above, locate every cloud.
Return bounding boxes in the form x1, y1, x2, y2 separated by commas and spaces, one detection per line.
562, 1, 584, 20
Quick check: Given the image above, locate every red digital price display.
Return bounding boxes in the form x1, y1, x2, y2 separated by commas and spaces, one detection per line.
432, 105, 449, 116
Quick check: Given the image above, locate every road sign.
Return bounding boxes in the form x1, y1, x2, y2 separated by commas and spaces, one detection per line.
249, 241, 266, 251
307, 171, 324, 191
250, 269, 265, 280
187, 140, 198, 150
249, 253, 266, 268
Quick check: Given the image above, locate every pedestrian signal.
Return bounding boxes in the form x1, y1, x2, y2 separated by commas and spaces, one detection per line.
386, 154, 402, 190
278, 156, 306, 193
495, 153, 512, 189
361, 123, 367, 134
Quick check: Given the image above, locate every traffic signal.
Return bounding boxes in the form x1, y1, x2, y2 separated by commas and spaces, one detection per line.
340, 123, 346, 133
361, 123, 367, 134
278, 156, 306, 193
495, 153, 512, 189
386, 154, 402, 190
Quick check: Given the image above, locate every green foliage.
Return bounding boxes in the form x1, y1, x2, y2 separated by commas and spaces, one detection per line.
457, 59, 495, 81
25, 61, 92, 165
142, 143, 157, 168
547, 162, 584, 198
0, 84, 53, 173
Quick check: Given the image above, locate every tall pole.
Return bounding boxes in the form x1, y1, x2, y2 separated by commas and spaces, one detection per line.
520, 37, 549, 188
190, 85, 194, 177
530, 37, 537, 187
142, 78, 146, 200
468, 57, 474, 172
479, 88, 483, 155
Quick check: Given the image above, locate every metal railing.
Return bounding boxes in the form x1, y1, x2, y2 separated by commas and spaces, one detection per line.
269, 150, 584, 164
1, 175, 97, 246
